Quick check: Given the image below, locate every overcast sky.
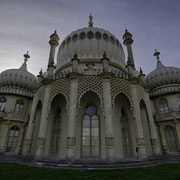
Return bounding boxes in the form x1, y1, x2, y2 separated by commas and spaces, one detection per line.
0, 0, 179, 76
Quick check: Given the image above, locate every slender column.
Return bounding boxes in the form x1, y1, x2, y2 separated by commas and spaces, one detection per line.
102, 74, 115, 160
66, 73, 79, 161
0, 122, 10, 153
159, 125, 168, 154
144, 93, 160, 155
131, 84, 147, 160
36, 83, 51, 158
123, 29, 135, 70
23, 92, 38, 155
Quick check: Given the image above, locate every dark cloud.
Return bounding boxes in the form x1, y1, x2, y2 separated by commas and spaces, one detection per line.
0, 0, 179, 75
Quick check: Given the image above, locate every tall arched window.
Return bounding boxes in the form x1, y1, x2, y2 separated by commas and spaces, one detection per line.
14, 99, 24, 114
0, 97, 6, 112
82, 104, 100, 158
6, 126, 19, 152
165, 126, 178, 152
51, 108, 61, 155
159, 98, 169, 113
121, 108, 131, 156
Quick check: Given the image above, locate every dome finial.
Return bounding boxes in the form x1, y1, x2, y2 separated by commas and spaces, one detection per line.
23, 51, 30, 63
154, 49, 160, 61
88, 13, 93, 27
39, 68, 43, 75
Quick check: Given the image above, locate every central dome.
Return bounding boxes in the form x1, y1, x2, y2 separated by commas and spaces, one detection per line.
57, 27, 125, 68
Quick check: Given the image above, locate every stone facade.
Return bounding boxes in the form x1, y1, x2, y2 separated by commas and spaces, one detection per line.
0, 19, 179, 163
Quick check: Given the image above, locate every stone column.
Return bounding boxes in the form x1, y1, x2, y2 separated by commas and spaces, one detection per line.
131, 83, 147, 160
144, 93, 160, 155
36, 83, 51, 158
0, 121, 10, 153
159, 125, 168, 154
23, 92, 38, 155
102, 73, 115, 160
66, 73, 79, 161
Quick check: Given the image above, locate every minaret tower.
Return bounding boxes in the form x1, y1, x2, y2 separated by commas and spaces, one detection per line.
47, 30, 59, 76
123, 29, 135, 70
88, 13, 93, 27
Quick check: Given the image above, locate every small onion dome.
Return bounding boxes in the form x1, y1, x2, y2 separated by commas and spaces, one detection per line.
0, 52, 37, 97
146, 60, 180, 90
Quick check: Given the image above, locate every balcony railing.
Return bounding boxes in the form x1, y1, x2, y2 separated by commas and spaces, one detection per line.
0, 111, 29, 122
154, 111, 180, 122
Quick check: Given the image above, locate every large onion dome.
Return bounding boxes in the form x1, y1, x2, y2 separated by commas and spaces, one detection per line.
57, 15, 125, 69
0, 52, 37, 97
146, 50, 180, 97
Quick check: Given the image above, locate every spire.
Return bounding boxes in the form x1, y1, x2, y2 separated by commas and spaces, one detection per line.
20, 51, 30, 70
154, 49, 160, 61
39, 68, 43, 75
88, 13, 93, 27
139, 67, 143, 75
23, 51, 30, 64
154, 49, 165, 69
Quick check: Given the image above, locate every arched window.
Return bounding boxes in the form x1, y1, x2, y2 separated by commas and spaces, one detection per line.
0, 97, 6, 112
51, 108, 61, 155
121, 108, 131, 156
82, 104, 100, 158
14, 99, 24, 114
159, 98, 169, 113
6, 126, 19, 152
165, 126, 178, 152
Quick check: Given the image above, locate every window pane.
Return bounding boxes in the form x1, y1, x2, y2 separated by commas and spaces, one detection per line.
83, 128, 90, 136
91, 137, 99, 145
51, 108, 61, 155
83, 137, 90, 145
91, 128, 99, 136
83, 115, 90, 128
82, 146, 90, 157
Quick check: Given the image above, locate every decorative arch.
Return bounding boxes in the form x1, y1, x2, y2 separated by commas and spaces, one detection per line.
49, 92, 69, 111
77, 90, 103, 112
111, 78, 133, 110
77, 76, 104, 111
48, 78, 70, 111
113, 92, 133, 112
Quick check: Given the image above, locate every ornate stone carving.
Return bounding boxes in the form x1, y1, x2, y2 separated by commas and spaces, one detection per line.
77, 76, 104, 110
111, 77, 133, 109
49, 78, 70, 110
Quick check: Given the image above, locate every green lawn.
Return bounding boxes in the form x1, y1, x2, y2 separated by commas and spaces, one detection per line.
0, 162, 180, 180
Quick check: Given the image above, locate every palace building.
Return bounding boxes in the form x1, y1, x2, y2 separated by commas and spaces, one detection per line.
0, 15, 179, 163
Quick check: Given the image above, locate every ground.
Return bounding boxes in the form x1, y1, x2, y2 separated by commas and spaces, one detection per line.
0, 163, 180, 180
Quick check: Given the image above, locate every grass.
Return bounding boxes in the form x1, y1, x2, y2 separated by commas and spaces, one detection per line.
0, 162, 180, 180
